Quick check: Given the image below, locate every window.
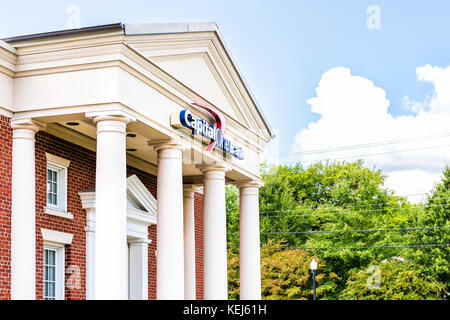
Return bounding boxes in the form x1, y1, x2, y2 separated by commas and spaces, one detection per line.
43, 248, 57, 300
46, 166, 59, 207
41, 229, 73, 300
45, 153, 70, 214
46, 163, 67, 211
43, 245, 65, 300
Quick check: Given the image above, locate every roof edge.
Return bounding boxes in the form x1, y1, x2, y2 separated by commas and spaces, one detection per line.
2, 23, 124, 43
0, 39, 17, 54
124, 22, 218, 35
1, 21, 274, 140
213, 29, 274, 139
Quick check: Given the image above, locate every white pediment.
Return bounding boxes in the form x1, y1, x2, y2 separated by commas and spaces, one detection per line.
125, 28, 273, 141
152, 52, 246, 124
126, 174, 157, 216
79, 174, 156, 240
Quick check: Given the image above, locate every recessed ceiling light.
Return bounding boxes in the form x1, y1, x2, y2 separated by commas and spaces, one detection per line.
66, 122, 80, 126
126, 133, 137, 138
126, 148, 137, 152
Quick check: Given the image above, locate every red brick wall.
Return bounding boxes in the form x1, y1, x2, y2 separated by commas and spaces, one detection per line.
35, 131, 96, 300
0, 124, 205, 300
0, 116, 12, 299
194, 192, 204, 300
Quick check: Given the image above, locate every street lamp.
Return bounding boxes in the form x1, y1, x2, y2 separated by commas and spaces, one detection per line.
310, 259, 317, 300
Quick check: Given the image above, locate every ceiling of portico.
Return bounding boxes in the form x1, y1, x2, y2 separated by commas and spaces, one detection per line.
48, 118, 247, 180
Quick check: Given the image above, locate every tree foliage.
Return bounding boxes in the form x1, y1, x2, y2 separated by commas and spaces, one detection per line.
228, 240, 338, 300
404, 166, 450, 293
339, 260, 445, 300
226, 161, 450, 299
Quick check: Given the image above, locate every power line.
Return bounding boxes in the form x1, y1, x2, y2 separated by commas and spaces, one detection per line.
260, 243, 450, 250
227, 193, 450, 217
280, 132, 450, 157
227, 202, 450, 219
228, 243, 450, 250
227, 225, 450, 236
261, 202, 450, 217
282, 143, 450, 162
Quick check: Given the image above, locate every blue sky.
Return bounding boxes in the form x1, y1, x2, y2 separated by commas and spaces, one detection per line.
1, 1, 449, 153
1, 1, 450, 197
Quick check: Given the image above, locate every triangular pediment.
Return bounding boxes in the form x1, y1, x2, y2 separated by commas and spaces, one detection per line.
126, 174, 157, 217
153, 53, 243, 121
125, 26, 273, 142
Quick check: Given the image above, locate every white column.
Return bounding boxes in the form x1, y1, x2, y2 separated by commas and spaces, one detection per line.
93, 115, 130, 300
11, 118, 39, 300
85, 226, 95, 300
129, 239, 151, 300
237, 180, 263, 300
150, 140, 185, 300
183, 185, 198, 300
198, 163, 229, 300
83, 205, 95, 300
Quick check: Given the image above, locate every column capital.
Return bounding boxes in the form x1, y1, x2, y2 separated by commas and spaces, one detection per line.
183, 184, 202, 198
196, 162, 230, 174
235, 179, 264, 189
92, 115, 132, 124
86, 109, 137, 123
128, 238, 152, 246
148, 138, 186, 152
92, 116, 133, 136
11, 117, 45, 133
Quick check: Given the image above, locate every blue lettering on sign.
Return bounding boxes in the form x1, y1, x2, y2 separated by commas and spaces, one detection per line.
179, 110, 244, 160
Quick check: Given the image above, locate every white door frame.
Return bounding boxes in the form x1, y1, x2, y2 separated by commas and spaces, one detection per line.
79, 175, 156, 300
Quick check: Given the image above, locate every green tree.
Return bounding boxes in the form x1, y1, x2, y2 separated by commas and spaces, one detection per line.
228, 241, 339, 300
226, 160, 448, 299
226, 185, 240, 247
340, 260, 445, 300
404, 166, 450, 295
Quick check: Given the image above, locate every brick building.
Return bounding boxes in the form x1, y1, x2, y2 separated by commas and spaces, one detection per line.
0, 23, 273, 300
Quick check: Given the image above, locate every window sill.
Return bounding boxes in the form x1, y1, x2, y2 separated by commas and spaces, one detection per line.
44, 207, 74, 220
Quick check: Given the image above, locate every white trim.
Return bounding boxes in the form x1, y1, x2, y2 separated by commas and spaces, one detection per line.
78, 191, 96, 210
41, 228, 74, 245
44, 206, 74, 220
46, 161, 68, 212
79, 175, 156, 300
43, 244, 65, 300
126, 175, 157, 215
45, 153, 71, 168
0, 39, 17, 55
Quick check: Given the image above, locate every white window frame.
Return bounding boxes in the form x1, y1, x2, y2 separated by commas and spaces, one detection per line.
41, 228, 73, 300
43, 244, 65, 300
45, 153, 71, 219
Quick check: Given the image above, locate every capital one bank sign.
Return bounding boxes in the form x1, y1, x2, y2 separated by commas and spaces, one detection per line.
170, 103, 244, 160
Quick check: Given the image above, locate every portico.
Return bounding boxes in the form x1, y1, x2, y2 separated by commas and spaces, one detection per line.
2, 22, 273, 300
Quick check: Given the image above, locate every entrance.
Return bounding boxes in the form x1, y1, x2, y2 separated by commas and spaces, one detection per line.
79, 175, 157, 299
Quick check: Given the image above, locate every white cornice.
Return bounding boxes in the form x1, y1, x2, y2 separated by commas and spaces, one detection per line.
124, 23, 218, 35
0, 40, 17, 55
3, 24, 272, 141
7, 39, 268, 148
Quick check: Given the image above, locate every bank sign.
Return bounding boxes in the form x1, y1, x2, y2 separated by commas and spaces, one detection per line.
171, 106, 244, 160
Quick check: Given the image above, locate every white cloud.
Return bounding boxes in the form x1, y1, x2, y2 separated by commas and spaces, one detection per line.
290, 65, 450, 201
